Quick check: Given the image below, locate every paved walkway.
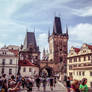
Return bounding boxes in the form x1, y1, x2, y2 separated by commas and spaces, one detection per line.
20, 81, 67, 92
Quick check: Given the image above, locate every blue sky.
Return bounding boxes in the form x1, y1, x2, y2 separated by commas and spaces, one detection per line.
0, 0, 92, 54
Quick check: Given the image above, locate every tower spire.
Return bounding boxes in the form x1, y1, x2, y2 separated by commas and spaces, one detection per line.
66, 24, 68, 35
48, 27, 50, 37
48, 27, 50, 42
53, 16, 62, 34
34, 27, 35, 33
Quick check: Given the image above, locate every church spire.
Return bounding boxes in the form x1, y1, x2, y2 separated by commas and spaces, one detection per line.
53, 16, 62, 34
48, 27, 50, 37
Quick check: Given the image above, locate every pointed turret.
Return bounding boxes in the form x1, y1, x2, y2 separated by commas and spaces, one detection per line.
53, 16, 62, 34
66, 24, 68, 35
48, 29, 50, 37
48, 28, 50, 42
23, 31, 37, 50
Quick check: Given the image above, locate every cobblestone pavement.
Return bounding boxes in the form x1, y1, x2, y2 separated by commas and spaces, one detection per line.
20, 82, 67, 92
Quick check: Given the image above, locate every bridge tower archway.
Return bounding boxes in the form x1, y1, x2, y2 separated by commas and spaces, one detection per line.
40, 66, 53, 77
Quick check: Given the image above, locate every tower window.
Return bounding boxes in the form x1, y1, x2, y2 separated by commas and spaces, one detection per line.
60, 49, 62, 51
60, 57, 63, 62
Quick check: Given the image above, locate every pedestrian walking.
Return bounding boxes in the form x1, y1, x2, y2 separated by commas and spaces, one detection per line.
42, 77, 47, 92
66, 77, 71, 92
21, 77, 26, 89
49, 76, 54, 91
79, 78, 88, 92
26, 77, 33, 92
35, 76, 40, 91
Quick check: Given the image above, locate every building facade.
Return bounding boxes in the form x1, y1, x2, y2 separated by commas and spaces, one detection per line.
67, 43, 92, 87
0, 46, 19, 77
19, 59, 39, 77
48, 16, 68, 73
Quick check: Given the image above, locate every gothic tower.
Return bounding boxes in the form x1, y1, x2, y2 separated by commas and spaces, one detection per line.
19, 31, 40, 66
48, 16, 68, 73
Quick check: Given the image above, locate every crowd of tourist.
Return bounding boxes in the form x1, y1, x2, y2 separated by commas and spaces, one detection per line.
0, 74, 57, 92
1, 73, 89, 92
65, 76, 88, 92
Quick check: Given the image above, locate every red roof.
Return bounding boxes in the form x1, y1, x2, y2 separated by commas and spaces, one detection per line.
73, 47, 80, 53
86, 44, 92, 50
19, 59, 37, 67
9, 49, 19, 56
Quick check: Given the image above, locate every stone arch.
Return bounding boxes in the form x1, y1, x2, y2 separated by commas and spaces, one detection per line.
40, 66, 53, 77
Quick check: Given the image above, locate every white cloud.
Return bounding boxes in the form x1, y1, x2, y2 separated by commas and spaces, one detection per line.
13, 0, 72, 19
37, 33, 48, 50
69, 23, 92, 49
38, 33, 48, 40
0, 42, 4, 48
0, 0, 33, 18
72, 7, 92, 17
37, 33, 48, 59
